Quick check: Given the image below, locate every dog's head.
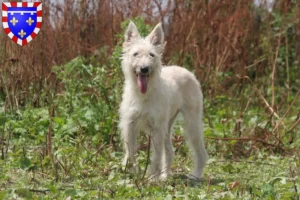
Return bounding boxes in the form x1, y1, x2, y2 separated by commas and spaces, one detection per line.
122, 22, 164, 94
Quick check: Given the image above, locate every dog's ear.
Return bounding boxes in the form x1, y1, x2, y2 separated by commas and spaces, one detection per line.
146, 23, 164, 53
124, 21, 141, 47
146, 23, 164, 46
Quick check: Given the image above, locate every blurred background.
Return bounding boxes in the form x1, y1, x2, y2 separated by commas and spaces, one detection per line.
1, 0, 299, 105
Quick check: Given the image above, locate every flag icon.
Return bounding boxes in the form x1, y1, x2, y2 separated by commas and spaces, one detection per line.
2, 2, 42, 46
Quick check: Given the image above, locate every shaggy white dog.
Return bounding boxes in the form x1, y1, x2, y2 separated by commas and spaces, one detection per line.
119, 21, 208, 180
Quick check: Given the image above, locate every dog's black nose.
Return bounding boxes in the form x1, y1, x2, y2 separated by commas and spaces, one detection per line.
141, 66, 149, 74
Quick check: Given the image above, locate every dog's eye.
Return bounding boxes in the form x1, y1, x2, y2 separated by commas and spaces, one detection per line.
149, 53, 154, 57
133, 52, 138, 57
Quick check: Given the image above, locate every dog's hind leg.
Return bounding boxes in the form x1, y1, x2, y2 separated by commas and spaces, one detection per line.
182, 106, 208, 179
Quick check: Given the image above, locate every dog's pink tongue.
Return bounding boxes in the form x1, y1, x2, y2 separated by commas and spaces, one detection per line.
137, 75, 148, 94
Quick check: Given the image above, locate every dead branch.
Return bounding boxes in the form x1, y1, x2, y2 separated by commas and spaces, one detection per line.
205, 136, 284, 151
240, 75, 286, 128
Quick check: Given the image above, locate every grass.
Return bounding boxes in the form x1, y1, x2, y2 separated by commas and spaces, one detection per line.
0, 97, 299, 199
0, 147, 299, 199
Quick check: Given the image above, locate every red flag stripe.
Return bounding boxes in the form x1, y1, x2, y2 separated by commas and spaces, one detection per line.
22, 39, 28, 46
4, 28, 10, 35
12, 36, 18, 43
31, 32, 37, 39
2, 17, 7, 22
11, 2, 17, 7
33, 2, 41, 7
36, 22, 42, 29
37, 10, 42, 17
22, 2, 28, 7
2, 3, 8, 11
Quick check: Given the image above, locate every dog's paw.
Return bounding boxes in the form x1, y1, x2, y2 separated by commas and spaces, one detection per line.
148, 174, 159, 182
148, 173, 168, 182
187, 174, 200, 181
159, 173, 169, 181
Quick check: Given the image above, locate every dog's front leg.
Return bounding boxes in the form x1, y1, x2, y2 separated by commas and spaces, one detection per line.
149, 126, 167, 180
121, 120, 138, 173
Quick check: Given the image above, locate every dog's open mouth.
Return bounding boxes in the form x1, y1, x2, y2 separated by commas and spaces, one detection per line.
137, 74, 149, 94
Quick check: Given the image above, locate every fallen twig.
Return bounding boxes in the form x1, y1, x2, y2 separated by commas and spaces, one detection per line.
212, 159, 275, 166
28, 187, 98, 193
205, 136, 284, 151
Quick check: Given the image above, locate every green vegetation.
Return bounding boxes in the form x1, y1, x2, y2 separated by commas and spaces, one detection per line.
0, 15, 299, 200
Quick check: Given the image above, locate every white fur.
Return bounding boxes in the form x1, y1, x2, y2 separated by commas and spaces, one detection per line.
119, 22, 208, 180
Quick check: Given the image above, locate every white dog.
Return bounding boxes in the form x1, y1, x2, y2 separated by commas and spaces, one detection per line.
119, 21, 208, 180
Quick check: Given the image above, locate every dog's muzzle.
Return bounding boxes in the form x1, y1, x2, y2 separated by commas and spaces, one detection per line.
136, 66, 151, 94
136, 66, 151, 76
140, 66, 149, 74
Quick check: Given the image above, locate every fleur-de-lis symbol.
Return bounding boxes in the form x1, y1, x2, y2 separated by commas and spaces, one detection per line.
26, 17, 34, 26
18, 29, 26, 38
10, 17, 18, 26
